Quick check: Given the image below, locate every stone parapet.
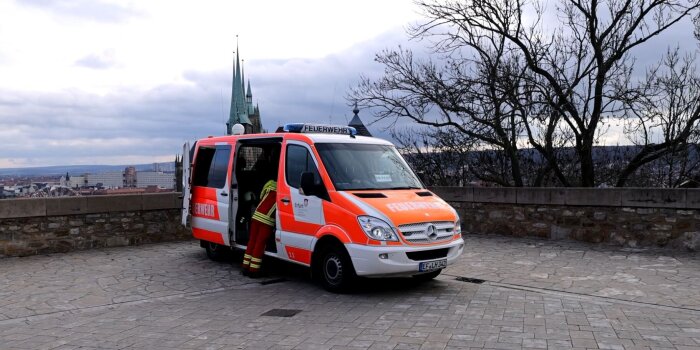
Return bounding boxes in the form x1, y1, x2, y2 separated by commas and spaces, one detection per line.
430, 187, 700, 208
1, 193, 182, 219
0, 193, 188, 257
430, 187, 700, 250
2, 189, 698, 255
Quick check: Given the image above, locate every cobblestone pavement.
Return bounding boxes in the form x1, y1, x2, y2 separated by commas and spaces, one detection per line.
449, 235, 700, 310
0, 236, 699, 349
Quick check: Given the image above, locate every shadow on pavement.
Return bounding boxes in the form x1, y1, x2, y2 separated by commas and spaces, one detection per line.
204, 246, 445, 295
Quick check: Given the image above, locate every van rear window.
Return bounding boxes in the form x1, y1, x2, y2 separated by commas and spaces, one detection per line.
192, 145, 231, 188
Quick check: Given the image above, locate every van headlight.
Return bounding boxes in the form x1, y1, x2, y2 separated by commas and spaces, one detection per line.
357, 216, 398, 241
454, 218, 462, 234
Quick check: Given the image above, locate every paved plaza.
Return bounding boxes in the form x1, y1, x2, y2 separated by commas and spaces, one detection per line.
1, 235, 699, 350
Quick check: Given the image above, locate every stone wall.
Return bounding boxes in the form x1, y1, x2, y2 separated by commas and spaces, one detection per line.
431, 187, 700, 250
0, 193, 189, 257
2, 189, 699, 256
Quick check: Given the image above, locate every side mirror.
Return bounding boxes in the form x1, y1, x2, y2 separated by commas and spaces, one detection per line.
300, 172, 318, 197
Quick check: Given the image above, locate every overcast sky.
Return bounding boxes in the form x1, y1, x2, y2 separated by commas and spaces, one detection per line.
0, 0, 696, 169
0, 0, 423, 168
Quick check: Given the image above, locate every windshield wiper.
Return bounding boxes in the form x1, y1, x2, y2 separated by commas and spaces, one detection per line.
385, 186, 423, 190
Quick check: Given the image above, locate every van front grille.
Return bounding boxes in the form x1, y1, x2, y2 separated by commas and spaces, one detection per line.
398, 221, 454, 243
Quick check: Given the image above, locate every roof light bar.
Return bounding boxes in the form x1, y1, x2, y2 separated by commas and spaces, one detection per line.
284, 123, 358, 136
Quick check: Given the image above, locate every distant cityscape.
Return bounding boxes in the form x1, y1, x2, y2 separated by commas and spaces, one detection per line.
0, 162, 177, 198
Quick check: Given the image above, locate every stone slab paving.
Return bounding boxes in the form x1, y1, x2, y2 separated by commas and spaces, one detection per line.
0, 242, 248, 321
0, 237, 699, 349
446, 235, 700, 310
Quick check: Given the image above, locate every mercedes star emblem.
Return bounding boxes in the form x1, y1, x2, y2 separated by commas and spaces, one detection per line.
425, 224, 438, 240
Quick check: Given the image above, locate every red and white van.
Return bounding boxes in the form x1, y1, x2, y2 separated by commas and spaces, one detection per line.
181, 123, 464, 292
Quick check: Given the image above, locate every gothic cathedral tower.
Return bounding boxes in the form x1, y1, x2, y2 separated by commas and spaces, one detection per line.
226, 44, 262, 134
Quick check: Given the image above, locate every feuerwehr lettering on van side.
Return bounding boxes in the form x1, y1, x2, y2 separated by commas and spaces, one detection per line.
194, 203, 215, 217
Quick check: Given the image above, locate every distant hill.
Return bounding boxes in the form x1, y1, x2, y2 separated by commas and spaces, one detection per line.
0, 162, 176, 176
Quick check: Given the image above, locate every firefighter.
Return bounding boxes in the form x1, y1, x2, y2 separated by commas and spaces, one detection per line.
242, 161, 278, 278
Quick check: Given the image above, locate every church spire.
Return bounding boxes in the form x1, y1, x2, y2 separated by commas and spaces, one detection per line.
227, 49, 237, 134
225, 37, 261, 134
234, 47, 243, 117
348, 102, 372, 137
241, 59, 246, 97
228, 37, 251, 134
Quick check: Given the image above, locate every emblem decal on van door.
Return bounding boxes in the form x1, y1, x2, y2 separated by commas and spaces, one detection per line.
291, 191, 324, 225
194, 203, 216, 218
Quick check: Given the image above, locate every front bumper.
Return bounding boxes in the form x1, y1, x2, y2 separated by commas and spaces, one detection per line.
346, 238, 464, 277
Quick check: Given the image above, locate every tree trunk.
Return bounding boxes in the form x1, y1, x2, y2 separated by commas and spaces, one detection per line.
579, 134, 596, 187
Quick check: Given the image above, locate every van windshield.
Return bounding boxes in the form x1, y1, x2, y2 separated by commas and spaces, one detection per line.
315, 143, 423, 191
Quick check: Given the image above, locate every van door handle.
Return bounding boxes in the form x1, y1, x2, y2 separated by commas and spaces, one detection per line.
281, 197, 290, 204
220, 191, 228, 197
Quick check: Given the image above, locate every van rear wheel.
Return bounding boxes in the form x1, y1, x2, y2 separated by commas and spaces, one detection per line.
204, 241, 228, 261
319, 245, 356, 293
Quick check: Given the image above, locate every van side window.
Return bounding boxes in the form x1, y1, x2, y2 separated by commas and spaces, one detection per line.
286, 144, 320, 188
192, 145, 231, 188
192, 147, 214, 187
208, 146, 231, 188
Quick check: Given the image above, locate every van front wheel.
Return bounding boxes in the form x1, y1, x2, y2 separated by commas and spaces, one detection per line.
204, 241, 228, 261
319, 245, 356, 293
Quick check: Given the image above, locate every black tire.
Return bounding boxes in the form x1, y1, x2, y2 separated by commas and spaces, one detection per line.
412, 269, 442, 282
204, 240, 229, 261
318, 244, 356, 293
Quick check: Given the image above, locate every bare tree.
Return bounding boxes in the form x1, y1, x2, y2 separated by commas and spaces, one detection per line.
351, 0, 700, 187
392, 127, 472, 186
352, 25, 556, 186
619, 48, 700, 186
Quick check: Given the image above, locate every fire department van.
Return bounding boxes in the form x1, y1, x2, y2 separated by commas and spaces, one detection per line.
181, 123, 464, 292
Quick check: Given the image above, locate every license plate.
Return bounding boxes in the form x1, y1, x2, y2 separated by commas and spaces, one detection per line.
419, 259, 447, 272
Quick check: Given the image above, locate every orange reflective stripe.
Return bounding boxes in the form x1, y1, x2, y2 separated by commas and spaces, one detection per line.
285, 246, 311, 265
192, 228, 225, 245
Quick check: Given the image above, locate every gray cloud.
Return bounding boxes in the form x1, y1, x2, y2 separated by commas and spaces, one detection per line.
16, 0, 140, 23
1, 29, 413, 167
180, 28, 419, 138
4, 15, 695, 169
75, 50, 117, 69
0, 84, 222, 167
